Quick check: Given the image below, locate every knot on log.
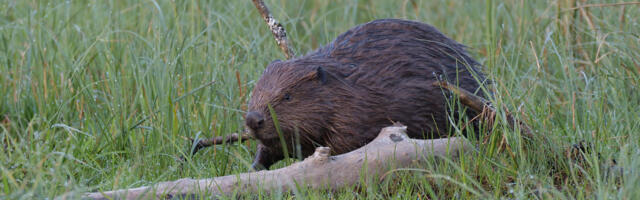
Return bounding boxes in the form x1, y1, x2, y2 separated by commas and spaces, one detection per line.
307, 147, 331, 164
389, 134, 404, 142
375, 125, 409, 143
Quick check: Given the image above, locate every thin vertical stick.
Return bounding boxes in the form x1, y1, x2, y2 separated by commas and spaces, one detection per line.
183, 0, 296, 160
251, 0, 295, 59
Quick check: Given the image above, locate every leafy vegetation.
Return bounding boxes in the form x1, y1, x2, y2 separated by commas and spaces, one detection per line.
1, 0, 638, 199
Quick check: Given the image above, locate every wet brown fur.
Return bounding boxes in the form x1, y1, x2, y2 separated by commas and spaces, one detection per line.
247, 19, 486, 169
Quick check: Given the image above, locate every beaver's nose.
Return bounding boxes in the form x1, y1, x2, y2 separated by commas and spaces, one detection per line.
245, 111, 265, 130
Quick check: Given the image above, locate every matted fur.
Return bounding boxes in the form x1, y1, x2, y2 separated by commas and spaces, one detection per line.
246, 19, 485, 169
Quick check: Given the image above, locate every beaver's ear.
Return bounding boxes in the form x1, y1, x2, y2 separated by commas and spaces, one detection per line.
316, 66, 328, 85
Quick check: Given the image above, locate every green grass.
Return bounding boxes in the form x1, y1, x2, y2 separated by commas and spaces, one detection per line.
1, 0, 639, 199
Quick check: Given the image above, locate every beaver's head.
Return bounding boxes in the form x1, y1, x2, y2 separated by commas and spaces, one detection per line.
246, 59, 343, 169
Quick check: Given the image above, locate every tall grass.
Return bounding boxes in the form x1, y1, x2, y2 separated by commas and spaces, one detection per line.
1, 0, 638, 199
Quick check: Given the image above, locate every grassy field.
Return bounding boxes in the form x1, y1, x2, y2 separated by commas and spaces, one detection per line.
1, 0, 639, 199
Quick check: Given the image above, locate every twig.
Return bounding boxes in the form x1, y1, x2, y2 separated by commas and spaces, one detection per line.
563, 1, 640, 11
619, 6, 626, 30
181, 0, 297, 161
251, 0, 295, 59
432, 81, 535, 140
188, 133, 253, 156
577, 1, 597, 33
434, 78, 602, 171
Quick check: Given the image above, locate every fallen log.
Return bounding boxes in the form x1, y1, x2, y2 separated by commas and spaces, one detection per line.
84, 124, 472, 199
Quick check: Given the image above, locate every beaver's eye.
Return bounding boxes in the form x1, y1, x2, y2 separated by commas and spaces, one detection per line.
283, 93, 291, 101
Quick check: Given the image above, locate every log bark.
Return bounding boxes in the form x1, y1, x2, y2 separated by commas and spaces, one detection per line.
84, 124, 472, 199
251, 0, 295, 59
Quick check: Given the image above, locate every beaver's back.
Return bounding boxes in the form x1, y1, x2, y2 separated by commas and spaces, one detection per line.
310, 19, 485, 138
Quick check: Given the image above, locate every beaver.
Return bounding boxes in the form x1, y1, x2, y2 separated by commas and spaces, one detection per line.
245, 19, 485, 170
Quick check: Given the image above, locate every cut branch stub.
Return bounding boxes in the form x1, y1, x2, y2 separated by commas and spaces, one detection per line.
251, 0, 295, 59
